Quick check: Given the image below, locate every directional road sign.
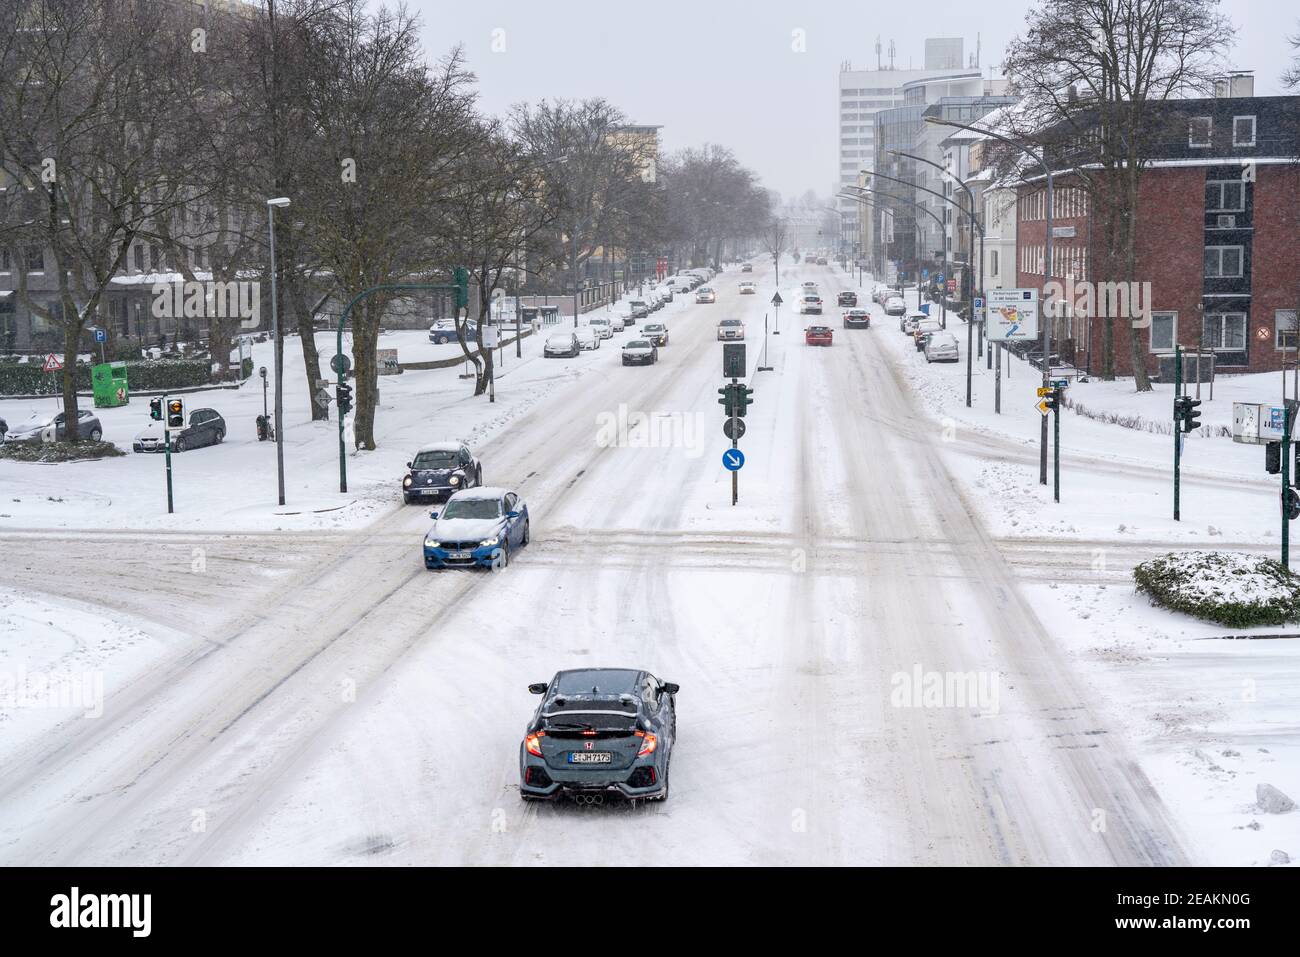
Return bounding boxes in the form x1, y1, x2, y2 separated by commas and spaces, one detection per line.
722, 448, 745, 471
723, 418, 746, 441
770, 292, 783, 306
1036, 399, 1051, 417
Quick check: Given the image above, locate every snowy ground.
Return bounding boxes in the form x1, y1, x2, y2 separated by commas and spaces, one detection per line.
0, 263, 1294, 867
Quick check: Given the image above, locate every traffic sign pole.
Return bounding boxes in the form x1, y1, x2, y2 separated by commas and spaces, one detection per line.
1053, 400, 1061, 503
163, 414, 175, 515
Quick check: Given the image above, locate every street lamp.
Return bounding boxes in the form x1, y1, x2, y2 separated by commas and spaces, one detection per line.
267, 196, 290, 506
925, 115, 1055, 486
889, 149, 986, 409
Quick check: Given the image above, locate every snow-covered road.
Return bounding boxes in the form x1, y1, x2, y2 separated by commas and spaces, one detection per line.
0, 264, 1212, 865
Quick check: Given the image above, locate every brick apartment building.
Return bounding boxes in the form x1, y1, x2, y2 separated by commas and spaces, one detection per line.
1014, 81, 1300, 378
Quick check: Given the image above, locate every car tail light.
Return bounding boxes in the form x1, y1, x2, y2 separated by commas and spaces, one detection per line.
635, 731, 657, 757
525, 731, 545, 757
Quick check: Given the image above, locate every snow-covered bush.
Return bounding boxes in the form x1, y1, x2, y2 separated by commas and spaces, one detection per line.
1133, 550, 1300, 627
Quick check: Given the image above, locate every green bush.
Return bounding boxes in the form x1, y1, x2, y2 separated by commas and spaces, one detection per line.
1133, 550, 1300, 627
0, 440, 125, 462
0, 358, 211, 395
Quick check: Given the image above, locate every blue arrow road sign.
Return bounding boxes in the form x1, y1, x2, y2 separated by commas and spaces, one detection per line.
722, 449, 745, 472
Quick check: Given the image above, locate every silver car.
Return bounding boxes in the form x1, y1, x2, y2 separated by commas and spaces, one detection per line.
925, 331, 960, 363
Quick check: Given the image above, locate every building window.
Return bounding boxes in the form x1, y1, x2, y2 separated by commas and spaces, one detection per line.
1189, 117, 1213, 148
1206, 180, 1245, 212
1203, 313, 1246, 351
1150, 312, 1177, 353
25, 246, 44, 272
0, 246, 9, 271
989, 250, 999, 278
1277, 310, 1298, 351
133, 244, 145, 272
1233, 115, 1256, 147
1204, 245, 1243, 278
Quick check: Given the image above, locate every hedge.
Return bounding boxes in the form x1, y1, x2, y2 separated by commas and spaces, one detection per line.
1133, 550, 1300, 628
0, 358, 212, 396
0, 440, 126, 462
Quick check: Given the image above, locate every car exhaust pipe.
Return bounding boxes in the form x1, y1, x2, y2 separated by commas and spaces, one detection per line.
573, 793, 604, 806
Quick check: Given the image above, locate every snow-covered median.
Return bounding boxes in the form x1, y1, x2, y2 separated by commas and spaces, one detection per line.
1133, 550, 1300, 627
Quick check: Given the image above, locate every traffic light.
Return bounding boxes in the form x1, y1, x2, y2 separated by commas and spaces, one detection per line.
1266, 441, 1281, 475
736, 385, 754, 418
453, 266, 470, 309
149, 398, 163, 421
1043, 388, 1061, 413
1285, 488, 1300, 522
1176, 396, 1202, 434
336, 382, 353, 415
718, 384, 736, 417
166, 398, 185, 429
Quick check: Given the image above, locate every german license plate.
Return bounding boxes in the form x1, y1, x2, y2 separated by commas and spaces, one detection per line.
448, 550, 471, 559
568, 752, 612, 764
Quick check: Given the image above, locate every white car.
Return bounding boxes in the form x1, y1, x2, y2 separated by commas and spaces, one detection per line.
544, 331, 580, 357
924, 331, 960, 363
575, 326, 600, 350
738, 281, 756, 295
585, 318, 613, 340
885, 296, 908, 318
717, 318, 745, 341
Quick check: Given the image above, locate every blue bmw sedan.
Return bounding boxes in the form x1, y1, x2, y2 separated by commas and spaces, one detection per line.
422, 487, 530, 569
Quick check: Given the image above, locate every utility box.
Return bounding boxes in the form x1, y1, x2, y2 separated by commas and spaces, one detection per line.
91, 361, 129, 408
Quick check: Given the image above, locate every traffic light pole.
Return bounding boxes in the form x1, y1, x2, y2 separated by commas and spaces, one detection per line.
164, 425, 174, 514
1284, 405, 1293, 569
334, 278, 465, 493
730, 376, 739, 507
1174, 346, 1183, 522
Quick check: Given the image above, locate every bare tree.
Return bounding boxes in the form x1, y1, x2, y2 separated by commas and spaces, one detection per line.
1006, 0, 1234, 389
298, 2, 477, 450
0, 0, 195, 437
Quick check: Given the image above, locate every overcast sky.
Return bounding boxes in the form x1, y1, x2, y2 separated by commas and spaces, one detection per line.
410, 0, 1298, 200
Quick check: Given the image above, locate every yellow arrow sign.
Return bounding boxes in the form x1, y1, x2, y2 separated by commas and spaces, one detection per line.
1037, 399, 1051, 416
1036, 387, 1054, 397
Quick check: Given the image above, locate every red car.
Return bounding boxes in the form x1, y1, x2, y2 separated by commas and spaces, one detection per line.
805, 325, 833, 346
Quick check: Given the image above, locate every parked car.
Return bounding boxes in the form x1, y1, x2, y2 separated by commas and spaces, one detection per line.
585, 318, 614, 340
133, 408, 226, 452
816, 257, 828, 265
717, 318, 745, 341
837, 291, 857, 307
805, 325, 833, 347
655, 285, 674, 303
642, 323, 669, 346
544, 331, 580, 357
575, 326, 601, 351
403, 442, 482, 504
741, 262, 753, 273
519, 668, 678, 803
910, 318, 946, 351
628, 300, 651, 319
738, 281, 757, 295
428, 318, 478, 344
695, 287, 716, 304
422, 487, 529, 569
622, 338, 658, 366
924, 331, 960, 363
4, 409, 102, 444
842, 309, 871, 329
800, 294, 823, 315
885, 297, 908, 318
